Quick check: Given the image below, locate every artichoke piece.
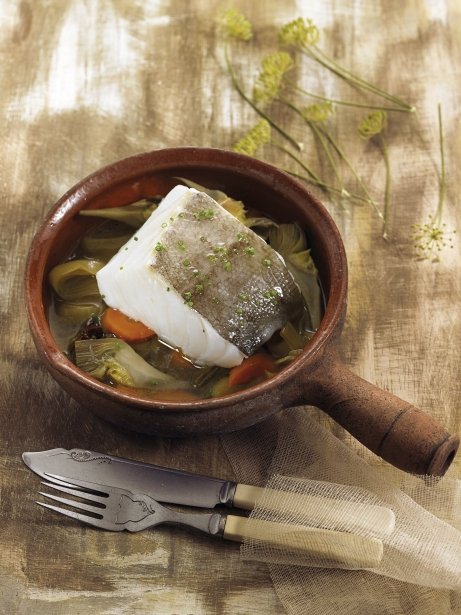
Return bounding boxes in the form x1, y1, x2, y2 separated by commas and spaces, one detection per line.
220, 197, 247, 223
268, 222, 308, 258
245, 215, 279, 240
79, 198, 160, 228
79, 221, 133, 260
55, 299, 104, 323
49, 259, 104, 301
267, 223, 323, 332
279, 321, 309, 350
245, 216, 278, 230
74, 338, 187, 390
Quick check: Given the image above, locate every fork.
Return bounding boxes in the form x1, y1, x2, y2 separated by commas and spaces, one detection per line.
37, 473, 384, 569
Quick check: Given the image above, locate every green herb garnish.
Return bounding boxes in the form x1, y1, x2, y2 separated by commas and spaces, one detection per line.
194, 209, 215, 221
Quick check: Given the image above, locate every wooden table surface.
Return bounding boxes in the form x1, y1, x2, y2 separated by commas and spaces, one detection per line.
1, 1, 460, 613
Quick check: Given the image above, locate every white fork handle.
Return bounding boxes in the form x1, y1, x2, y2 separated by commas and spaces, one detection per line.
233, 484, 395, 538
223, 515, 383, 569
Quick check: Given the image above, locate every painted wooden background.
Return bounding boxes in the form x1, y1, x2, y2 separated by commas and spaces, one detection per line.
1, 1, 460, 613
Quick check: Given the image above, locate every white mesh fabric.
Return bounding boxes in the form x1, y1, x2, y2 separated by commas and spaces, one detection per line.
221, 407, 461, 614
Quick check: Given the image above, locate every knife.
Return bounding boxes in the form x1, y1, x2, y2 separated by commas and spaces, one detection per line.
22, 448, 395, 537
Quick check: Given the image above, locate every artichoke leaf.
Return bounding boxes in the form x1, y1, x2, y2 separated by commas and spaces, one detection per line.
279, 321, 309, 351
268, 223, 323, 332
79, 198, 159, 228
74, 338, 188, 390
219, 197, 247, 223
79, 222, 134, 260
245, 216, 279, 229
49, 259, 104, 301
268, 223, 308, 257
56, 299, 104, 323
288, 249, 317, 273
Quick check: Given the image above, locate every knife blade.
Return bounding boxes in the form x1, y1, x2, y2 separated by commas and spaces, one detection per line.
22, 448, 237, 508
22, 448, 396, 537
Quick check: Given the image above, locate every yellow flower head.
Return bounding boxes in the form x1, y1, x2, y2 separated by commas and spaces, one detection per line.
218, 8, 252, 41
253, 51, 294, 105
233, 119, 271, 156
358, 111, 387, 138
303, 101, 334, 123
279, 17, 319, 48
412, 214, 456, 262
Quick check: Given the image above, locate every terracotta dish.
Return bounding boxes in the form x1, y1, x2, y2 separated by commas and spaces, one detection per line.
25, 147, 459, 476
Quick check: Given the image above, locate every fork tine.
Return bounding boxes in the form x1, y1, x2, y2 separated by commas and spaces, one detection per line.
41, 480, 107, 506
36, 501, 108, 529
36, 501, 123, 531
39, 490, 105, 515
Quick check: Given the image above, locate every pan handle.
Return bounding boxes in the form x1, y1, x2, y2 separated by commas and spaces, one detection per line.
292, 349, 459, 476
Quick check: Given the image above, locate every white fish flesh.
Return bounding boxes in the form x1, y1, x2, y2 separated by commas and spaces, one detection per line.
96, 185, 302, 368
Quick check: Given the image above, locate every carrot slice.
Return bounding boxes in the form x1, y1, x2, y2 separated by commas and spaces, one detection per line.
101, 308, 155, 343
228, 352, 277, 387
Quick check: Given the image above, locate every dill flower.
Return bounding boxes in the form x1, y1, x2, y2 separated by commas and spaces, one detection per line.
232, 119, 271, 156
218, 8, 253, 41
358, 110, 387, 138
279, 17, 320, 48
279, 17, 413, 112
411, 215, 455, 262
253, 51, 294, 105
302, 101, 334, 123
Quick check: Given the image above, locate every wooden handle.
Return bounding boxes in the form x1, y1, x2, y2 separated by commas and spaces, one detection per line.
306, 350, 459, 476
233, 484, 395, 537
223, 515, 383, 569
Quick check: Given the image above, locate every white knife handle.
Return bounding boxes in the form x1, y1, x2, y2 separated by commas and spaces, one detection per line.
233, 483, 395, 537
223, 515, 383, 569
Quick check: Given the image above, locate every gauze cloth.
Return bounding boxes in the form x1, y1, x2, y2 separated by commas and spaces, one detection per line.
221, 407, 461, 615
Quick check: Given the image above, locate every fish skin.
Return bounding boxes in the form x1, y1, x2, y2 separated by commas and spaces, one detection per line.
96, 186, 302, 366
152, 190, 301, 356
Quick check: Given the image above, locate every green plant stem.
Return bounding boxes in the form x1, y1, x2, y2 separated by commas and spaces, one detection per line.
283, 99, 378, 210
436, 103, 445, 225
272, 138, 370, 204
283, 168, 371, 204
301, 45, 414, 112
288, 82, 411, 113
320, 125, 382, 220
224, 44, 302, 151
271, 140, 321, 183
309, 121, 346, 193
279, 96, 384, 215
378, 133, 391, 239
278, 97, 347, 194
